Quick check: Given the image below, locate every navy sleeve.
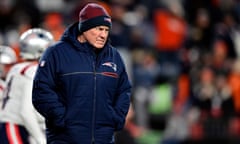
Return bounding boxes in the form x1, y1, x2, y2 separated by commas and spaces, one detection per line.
32, 47, 66, 129
113, 51, 132, 131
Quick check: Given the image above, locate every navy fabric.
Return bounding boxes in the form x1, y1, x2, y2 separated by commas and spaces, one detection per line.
79, 15, 112, 33
0, 123, 30, 144
32, 22, 132, 144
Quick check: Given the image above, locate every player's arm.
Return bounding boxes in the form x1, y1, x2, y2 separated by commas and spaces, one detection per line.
20, 75, 46, 144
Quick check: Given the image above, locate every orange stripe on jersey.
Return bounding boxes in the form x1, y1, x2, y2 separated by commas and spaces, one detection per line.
6, 123, 23, 144
0, 85, 4, 91
20, 62, 38, 75
14, 124, 23, 144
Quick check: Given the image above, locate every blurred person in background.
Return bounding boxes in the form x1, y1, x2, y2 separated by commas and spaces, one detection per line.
0, 28, 54, 144
228, 59, 240, 115
192, 66, 216, 113
153, 0, 187, 79
0, 45, 17, 106
41, 12, 66, 41
115, 103, 145, 144
132, 49, 161, 128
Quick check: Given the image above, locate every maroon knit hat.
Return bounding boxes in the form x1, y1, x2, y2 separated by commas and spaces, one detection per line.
78, 3, 112, 33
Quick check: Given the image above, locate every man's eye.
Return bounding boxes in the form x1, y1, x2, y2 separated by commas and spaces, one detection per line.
96, 27, 109, 32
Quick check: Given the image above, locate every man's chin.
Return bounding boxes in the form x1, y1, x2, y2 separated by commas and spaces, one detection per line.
95, 44, 104, 49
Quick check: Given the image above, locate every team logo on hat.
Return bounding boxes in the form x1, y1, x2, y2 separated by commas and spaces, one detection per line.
104, 17, 111, 23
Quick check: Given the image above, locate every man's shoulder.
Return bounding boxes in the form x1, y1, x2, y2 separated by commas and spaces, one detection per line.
43, 41, 68, 56
107, 45, 118, 53
50, 40, 74, 51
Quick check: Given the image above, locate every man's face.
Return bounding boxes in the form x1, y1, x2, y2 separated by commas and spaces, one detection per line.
83, 26, 109, 49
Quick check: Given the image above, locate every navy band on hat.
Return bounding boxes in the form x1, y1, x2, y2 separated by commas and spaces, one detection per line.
79, 15, 112, 33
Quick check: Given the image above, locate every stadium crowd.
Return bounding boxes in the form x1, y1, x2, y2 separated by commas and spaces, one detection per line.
1, 0, 240, 143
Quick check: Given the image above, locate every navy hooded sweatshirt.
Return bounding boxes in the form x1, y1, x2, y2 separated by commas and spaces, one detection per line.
32, 22, 132, 144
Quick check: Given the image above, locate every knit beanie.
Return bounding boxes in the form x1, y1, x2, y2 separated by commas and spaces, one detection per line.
78, 3, 112, 33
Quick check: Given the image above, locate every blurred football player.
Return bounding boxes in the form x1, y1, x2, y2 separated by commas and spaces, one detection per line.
0, 28, 54, 144
0, 45, 17, 106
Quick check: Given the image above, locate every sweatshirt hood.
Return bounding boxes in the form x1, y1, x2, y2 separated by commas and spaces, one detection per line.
60, 22, 82, 49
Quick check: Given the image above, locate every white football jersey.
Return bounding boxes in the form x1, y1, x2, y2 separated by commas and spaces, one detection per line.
0, 61, 46, 144
0, 79, 6, 107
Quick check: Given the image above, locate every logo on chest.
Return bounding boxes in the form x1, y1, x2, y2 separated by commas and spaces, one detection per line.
102, 62, 117, 72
